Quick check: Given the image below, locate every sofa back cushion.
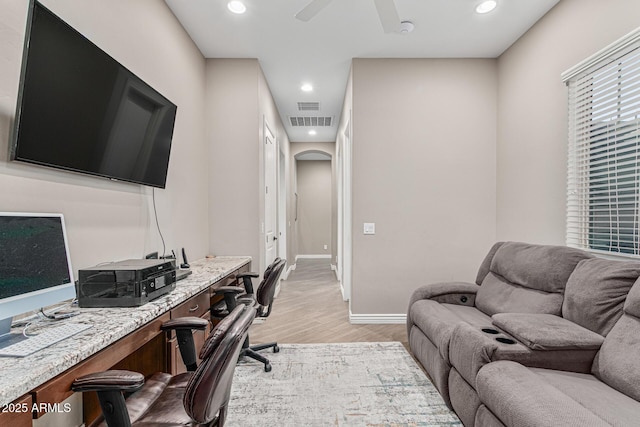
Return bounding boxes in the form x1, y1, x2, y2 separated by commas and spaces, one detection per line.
592, 281, 640, 401
475, 241, 504, 285
563, 258, 640, 336
475, 242, 591, 316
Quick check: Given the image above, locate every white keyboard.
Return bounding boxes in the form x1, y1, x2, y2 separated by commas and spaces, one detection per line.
0, 323, 93, 357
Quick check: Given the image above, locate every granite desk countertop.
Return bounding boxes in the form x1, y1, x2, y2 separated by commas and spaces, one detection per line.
0, 255, 251, 407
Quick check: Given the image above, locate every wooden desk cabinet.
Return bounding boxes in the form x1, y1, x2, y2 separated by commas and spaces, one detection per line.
0, 257, 251, 427
0, 394, 32, 427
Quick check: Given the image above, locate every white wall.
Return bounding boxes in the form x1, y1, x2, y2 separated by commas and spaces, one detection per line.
0, 0, 208, 277
496, 0, 640, 244
350, 58, 498, 316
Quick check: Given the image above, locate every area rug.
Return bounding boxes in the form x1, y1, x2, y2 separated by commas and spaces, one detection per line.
226, 342, 461, 426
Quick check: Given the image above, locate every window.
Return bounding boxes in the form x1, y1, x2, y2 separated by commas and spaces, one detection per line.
565, 29, 640, 257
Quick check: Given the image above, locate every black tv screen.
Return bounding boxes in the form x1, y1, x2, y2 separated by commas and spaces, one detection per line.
11, 1, 177, 189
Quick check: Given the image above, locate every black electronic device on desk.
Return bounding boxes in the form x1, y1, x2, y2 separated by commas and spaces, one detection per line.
78, 259, 176, 308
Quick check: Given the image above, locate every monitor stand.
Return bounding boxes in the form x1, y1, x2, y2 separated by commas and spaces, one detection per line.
0, 317, 28, 350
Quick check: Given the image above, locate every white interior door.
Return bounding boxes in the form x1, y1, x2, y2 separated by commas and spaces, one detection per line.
278, 148, 287, 261
264, 120, 277, 271
342, 118, 352, 302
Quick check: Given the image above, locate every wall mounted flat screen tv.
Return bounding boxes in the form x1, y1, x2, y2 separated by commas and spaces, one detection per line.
11, 1, 177, 189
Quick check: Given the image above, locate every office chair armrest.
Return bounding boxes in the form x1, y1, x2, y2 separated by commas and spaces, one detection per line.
236, 272, 259, 279
237, 272, 259, 294
72, 370, 142, 427
213, 286, 246, 294
160, 317, 211, 372
212, 286, 246, 310
72, 370, 144, 393
161, 317, 209, 331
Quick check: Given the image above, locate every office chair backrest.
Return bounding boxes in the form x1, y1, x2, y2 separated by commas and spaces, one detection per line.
256, 258, 287, 316
262, 257, 281, 282
182, 304, 255, 424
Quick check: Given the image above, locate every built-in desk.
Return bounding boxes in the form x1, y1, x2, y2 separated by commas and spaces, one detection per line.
0, 256, 250, 426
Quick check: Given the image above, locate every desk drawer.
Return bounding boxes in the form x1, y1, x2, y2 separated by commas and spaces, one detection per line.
170, 290, 209, 319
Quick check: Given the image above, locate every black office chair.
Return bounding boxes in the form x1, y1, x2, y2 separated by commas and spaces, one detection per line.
211, 258, 287, 372
72, 305, 255, 427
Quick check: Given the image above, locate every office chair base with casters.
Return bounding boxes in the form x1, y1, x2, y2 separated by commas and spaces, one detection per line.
241, 339, 280, 372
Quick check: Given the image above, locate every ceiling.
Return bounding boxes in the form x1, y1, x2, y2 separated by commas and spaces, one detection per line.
165, 0, 560, 143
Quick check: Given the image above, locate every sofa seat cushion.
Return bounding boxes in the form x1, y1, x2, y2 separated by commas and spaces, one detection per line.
476, 361, 611, 427
562, 258, 640, 336
491, 313, 604, 350
531, 367, 640, 426
409, 300, 491, 361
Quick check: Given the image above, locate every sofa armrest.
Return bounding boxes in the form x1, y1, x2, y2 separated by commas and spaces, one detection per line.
477, 361, 610, 427
491, 313, 604, 351
407, 282, 479, 338
408, 282, 479, 308
449, 323, 500, 388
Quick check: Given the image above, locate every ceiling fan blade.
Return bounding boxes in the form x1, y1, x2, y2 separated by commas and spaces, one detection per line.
295, 0, 334, 22
373, 0, 401, 33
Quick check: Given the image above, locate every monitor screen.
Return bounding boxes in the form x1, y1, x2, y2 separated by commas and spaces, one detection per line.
11, 1, 177, 188
0, 213, 76, 325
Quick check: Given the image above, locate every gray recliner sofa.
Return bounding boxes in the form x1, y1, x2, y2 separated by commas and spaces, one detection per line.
407, 241, 640, 426
406, 241, 591, 409
474, 275, 640, 426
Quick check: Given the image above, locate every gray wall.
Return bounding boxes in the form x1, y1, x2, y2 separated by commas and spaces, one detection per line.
288, 141, 336, 263
296, 160, 332, 256
0, 0, 209, 276
349, 58, 498, 316
206, 59, 290, 274
496, 0, 640, 244
206, 59, 260, 263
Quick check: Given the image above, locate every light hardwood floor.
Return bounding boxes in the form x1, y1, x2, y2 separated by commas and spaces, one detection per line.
249, 258, 408, 346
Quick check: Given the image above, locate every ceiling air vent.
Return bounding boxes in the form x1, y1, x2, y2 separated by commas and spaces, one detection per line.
289, 116, 333, 127
297, 102, 320, 111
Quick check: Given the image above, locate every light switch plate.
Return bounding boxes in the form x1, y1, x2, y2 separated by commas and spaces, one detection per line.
363, 223, 375, 235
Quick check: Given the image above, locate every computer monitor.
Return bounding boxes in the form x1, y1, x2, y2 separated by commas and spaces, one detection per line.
0, 213, 76, 342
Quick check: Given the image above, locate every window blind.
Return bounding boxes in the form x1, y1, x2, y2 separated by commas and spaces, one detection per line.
566, 29, 640, 256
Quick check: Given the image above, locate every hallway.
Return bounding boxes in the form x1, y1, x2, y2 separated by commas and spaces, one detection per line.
250, 258, 407, 345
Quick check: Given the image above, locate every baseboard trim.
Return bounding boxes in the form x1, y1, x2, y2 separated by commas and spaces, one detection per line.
282, 264, 295, 280
295, 254, 332, 260
349, 312, 407, 324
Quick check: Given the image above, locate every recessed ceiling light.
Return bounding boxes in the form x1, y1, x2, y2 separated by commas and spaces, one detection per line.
301, 83, 313, 92
476, 0, 497, 14
308, 130, 317, 136
227, 1, 246, 14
